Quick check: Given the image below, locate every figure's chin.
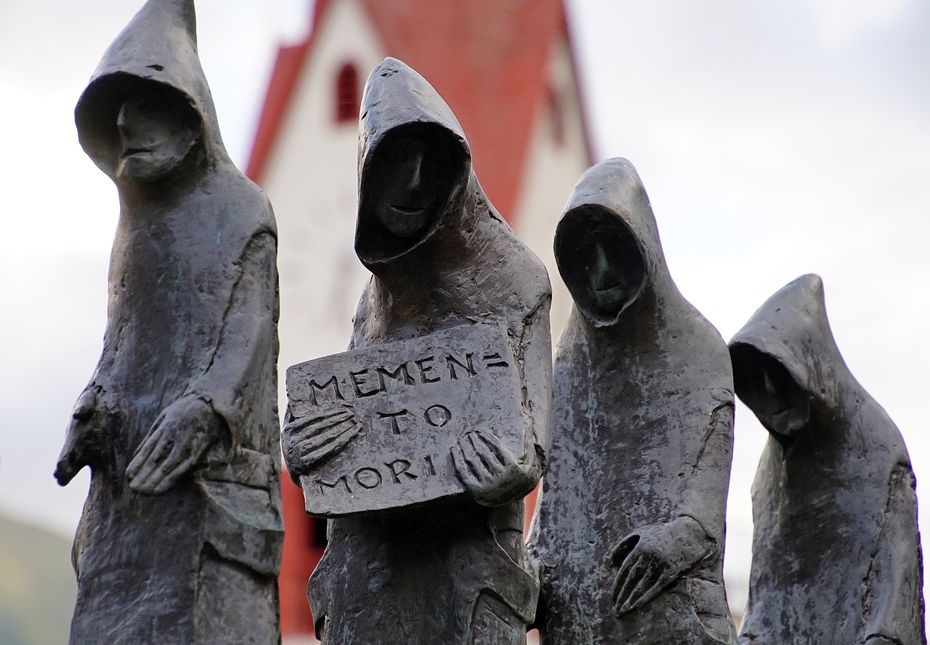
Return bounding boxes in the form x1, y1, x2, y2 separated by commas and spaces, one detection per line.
572, 285, 631, 324
592, 285, 627, 305
768, 409, 808, 437
378, 208, 429, 239
117, 155, 174, 183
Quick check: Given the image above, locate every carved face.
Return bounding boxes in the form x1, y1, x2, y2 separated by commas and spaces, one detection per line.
732, 345, 811, 437
556, 206, 647, 323
366, 127, 455, 239
115, 91, 198, 183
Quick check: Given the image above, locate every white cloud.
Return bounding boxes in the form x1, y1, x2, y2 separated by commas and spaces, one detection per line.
812, 0, 912, 48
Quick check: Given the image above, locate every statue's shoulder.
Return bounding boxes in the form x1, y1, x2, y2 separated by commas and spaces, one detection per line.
508, 237, 552, 312
206, 168, 277, 243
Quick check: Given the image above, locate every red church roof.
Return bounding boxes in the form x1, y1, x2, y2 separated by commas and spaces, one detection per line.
246, 0, 591, 220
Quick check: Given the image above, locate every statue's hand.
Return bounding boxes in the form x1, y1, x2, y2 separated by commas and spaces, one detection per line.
451, 430, 539, 506
282, 406, 361, 475
55, 388, 110, 486
610, 516, 714, 615
127, 395, 220, 495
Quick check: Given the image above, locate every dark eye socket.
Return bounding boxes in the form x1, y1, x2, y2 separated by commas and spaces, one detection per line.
138, 97, 163, 117
388, 147, 408, 163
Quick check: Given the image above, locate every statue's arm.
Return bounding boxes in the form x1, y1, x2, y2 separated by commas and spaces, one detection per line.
126, 230, 277, 494
55, 383, 116, 486
520, 296, 553, 469
184, 230, 278, 429
677, 388, 735, 542
281, 284, 375, 478
451, 294, 552, 506
610, 389, 734, 615
55, 329, 121, 486
858, 462, 925, 645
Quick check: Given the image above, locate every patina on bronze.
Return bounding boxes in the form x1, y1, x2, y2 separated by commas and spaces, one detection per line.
283, 57, 552, 644
529, 158, 737, 644
54, 0, 283, 641
731, 274, 926, 644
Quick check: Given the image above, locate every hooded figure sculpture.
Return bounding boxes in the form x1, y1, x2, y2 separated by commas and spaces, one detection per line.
730, 274, 925, 644
282, 58, 552, 644
529, 159, 737, 644
54, 1, 283, 641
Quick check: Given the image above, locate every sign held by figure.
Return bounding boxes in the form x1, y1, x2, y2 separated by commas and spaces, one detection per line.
286, 322, 524, 516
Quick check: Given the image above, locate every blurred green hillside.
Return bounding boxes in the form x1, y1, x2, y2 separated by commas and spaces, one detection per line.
0, 511, 75, 644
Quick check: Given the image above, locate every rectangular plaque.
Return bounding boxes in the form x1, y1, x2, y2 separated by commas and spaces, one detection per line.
285, 322, 524, 517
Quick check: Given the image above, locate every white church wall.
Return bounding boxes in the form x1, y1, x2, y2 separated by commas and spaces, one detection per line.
511, 36, 591, 341
261, 0, 384, 411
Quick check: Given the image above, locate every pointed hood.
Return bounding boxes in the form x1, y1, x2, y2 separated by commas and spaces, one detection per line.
731, 284, 924, 644
354, 58, 474, 268
74, 0, 228, 177
553, 158, 671, 327
729, 274, 851, 422
532, 158, 737, 642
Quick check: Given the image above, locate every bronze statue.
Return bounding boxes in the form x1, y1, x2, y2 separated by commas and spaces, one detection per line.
529, 158, 737, 643
54, 0, 283, 641
731, 274, 926, 644
283, 58, 552, 644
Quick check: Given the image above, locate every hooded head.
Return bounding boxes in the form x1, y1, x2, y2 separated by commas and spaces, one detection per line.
355, 58, 472, 266
74, 0, 227, 185
729, 274, 850, 437
554, 158, 666, 327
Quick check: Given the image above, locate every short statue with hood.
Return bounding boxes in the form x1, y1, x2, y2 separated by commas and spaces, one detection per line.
54, 1, 283, 642
529, 159, 739, 644
283, 58, 552, 643
731, 275, 926, 645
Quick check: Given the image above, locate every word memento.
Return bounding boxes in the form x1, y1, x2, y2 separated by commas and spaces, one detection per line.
287, 323, 522, 516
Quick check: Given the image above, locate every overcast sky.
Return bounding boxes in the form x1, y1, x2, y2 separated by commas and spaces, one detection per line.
1, 0, 928, 619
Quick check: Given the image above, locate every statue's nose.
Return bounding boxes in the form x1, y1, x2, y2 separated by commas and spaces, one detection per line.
116, 104, 130, 133
405, 153, 424, 192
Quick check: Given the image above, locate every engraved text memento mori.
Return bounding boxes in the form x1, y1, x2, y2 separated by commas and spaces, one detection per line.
287, 323, 523, 516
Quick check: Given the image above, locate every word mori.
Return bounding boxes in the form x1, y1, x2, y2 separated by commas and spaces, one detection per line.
315, 455, 439, 496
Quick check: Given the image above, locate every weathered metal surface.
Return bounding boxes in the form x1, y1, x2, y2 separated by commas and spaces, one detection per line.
731, 274, 926, 645
283, 57, 551, 644
55, 1, 282, 642
530, 158, 737, 644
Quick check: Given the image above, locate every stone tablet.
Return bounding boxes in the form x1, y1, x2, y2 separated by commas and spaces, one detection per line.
286, 322, 523, 516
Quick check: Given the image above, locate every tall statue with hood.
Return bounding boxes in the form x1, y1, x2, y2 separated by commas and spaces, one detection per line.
54, 0, 283, 641
282, 58, 552, 644
528, 159, 738, 643
730, 274, 925, 645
